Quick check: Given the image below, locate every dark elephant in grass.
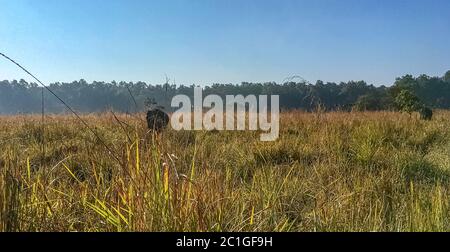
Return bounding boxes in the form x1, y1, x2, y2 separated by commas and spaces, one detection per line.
146, 108, 170, 131
419, 107, 433, 120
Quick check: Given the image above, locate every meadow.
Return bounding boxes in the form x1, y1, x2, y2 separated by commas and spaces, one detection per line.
1, 110, 449, 231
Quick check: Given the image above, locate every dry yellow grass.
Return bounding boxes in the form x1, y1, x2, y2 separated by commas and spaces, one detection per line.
1, 110, 449, 231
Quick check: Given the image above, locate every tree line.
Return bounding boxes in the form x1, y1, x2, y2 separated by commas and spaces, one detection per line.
0, 71, 449, 114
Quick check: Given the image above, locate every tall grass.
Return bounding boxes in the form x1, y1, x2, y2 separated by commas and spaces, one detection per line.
0, 111, 449, 231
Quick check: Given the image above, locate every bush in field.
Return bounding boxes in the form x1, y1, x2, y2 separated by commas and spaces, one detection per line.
395, 89, 422, 115
394, 89, 434, 120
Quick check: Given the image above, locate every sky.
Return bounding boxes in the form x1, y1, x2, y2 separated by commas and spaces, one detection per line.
0, 0, 449, 86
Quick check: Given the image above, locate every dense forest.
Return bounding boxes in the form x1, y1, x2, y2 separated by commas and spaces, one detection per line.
0, 71, 449, 114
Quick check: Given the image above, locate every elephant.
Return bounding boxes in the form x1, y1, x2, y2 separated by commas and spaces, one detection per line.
146, 108, 170, 131
419, 107, 433, 120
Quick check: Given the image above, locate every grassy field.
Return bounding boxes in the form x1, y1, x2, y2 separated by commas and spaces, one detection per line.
1, 111, 450, 231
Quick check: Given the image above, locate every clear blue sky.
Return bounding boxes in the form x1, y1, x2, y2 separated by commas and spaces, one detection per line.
1, 0, 449, 86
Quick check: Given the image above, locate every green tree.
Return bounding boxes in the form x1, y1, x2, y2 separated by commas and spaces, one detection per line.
444, 70, 450, 82
394, 89, 422, 114
353, 94, 379, 111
